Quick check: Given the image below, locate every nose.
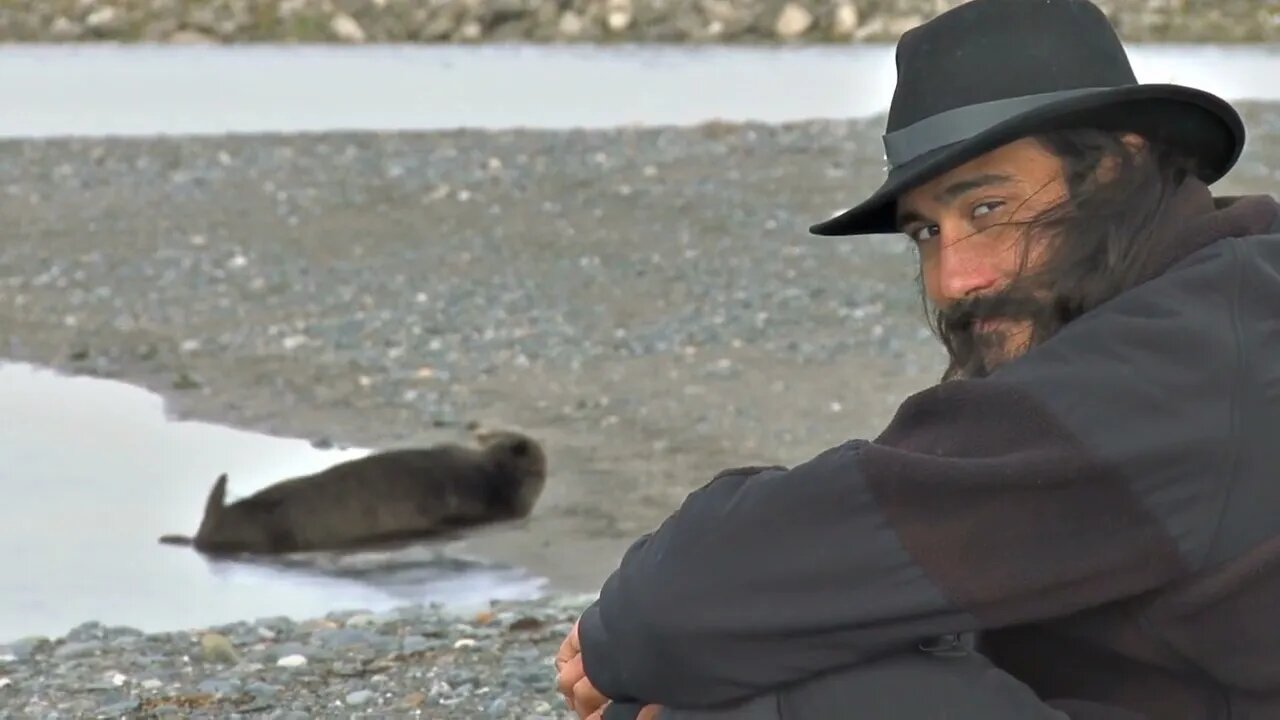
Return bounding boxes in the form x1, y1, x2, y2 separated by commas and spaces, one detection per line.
932, 230, 1001, 304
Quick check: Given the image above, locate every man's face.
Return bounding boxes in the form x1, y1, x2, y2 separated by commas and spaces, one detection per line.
894, 137, 1069, 370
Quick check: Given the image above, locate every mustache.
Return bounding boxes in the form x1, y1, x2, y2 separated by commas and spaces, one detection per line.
936, 290, 1046, 337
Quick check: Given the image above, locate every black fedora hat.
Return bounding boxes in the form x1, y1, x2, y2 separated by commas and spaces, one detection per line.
809, 0, 1246, 237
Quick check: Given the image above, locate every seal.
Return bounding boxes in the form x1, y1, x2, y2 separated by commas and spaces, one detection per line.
157, 429, 547, 555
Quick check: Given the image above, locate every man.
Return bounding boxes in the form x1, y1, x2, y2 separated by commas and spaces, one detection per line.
554, 0, 1280, 718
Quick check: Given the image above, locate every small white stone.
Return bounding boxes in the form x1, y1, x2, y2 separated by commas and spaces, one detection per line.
277, 654, 308, 668
832, 1, 860, 37
85, 7, 119, 30
453, 638, 477, 649
775, 2, 814, 39
345, 613, 380, 629
50, 17, 81, 40
558, 10, 585, 37
329, 13, 367, 43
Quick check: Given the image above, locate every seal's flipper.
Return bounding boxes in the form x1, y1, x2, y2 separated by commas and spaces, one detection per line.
191, 473, 230, 546
157, 534, 194, 546
204, 473, 228, 520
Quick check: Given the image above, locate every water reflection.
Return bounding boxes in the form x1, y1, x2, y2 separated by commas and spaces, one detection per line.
0, 43, 1276, 138
0, 362, 546, 643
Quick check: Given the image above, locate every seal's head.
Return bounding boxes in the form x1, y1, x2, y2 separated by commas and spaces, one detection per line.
474, 429, 548, 517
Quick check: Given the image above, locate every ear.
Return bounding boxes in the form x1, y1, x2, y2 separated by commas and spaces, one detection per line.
1119, 132, 1148, 154
1096, 131, 1149, 181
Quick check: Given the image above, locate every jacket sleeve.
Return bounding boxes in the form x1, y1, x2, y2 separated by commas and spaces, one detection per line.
575, 263, 1240, 709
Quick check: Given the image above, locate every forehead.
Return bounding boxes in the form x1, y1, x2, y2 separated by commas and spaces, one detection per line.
896, 137, 1063, 215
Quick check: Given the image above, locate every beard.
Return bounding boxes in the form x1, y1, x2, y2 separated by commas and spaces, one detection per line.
934, 289, 1053, 381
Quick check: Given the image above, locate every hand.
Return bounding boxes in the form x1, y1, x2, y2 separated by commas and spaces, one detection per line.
556, 619, 610, 718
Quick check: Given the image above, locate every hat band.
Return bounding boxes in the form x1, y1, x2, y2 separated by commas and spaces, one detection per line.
882, 87, 1112, 168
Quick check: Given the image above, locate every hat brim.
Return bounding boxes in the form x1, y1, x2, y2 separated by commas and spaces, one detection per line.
808, 84, 1246, 237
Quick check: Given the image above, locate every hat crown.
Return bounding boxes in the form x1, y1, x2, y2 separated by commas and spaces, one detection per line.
887, 0, 1138, 133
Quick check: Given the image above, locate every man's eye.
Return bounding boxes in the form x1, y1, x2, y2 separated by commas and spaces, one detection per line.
910, 225, 938, 243
973, 201, 1004, 218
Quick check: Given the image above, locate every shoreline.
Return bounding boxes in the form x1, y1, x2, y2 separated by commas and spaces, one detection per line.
0, 0, 1276, 45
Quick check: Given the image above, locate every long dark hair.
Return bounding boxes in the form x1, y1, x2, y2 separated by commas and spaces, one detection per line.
924, 128, 1201, 381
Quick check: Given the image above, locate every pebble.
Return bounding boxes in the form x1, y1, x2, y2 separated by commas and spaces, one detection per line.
96, 698, 141, 717
197, 678, 240, 696
247, 682, 281, 698
200, 632, 239, 664
2, 637, 48, 660
401, 635, 433, 654
344, 613, 381, 629
53, 640, 103, 659
345, 689, 374, 705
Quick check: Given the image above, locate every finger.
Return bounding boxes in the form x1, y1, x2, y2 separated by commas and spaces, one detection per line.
638, 705, 663, 720
573, 676, 610, 716
554, 620, 582, 667
555, 628, 578, 663
557, 654, 585, 698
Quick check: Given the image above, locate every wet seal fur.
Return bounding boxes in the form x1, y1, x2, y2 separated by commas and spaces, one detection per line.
158, 429, 547, 555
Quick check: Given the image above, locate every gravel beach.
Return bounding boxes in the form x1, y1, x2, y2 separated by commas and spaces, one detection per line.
4, 101, 1280, 715
0, 594, 598, 718
1, 0, 1276, 44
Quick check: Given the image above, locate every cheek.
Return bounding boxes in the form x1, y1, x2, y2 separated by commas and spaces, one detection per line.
972, 224, 1031, 275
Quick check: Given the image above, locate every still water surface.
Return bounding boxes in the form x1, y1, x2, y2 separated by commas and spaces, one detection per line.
0, 42, 1276, 137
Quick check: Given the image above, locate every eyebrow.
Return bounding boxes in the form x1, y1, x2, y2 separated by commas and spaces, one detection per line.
895, 172, 1016, 229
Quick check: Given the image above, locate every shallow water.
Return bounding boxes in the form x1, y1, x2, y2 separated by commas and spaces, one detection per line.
0, 42, 1278, 138
0, 363, 547, 642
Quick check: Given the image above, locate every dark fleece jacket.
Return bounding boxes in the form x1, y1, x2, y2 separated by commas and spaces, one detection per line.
576, 181, 1280, 720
